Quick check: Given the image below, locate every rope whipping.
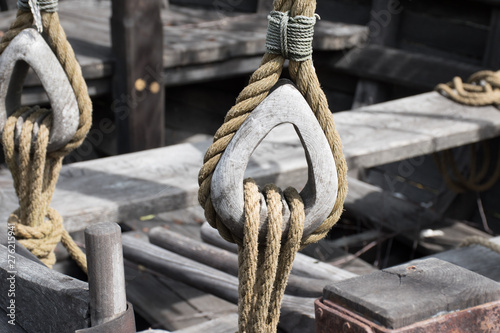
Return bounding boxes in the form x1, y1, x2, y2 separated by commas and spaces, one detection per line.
198, 0, 347, 331
1, 3, 92, 272
434, 71, 500, 193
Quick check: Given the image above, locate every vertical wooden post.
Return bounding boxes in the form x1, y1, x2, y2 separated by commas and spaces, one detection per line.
111, 0, 165, 153
85, 222, 127, 327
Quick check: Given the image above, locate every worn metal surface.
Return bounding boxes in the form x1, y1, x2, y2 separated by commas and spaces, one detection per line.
75, 302, 136, 333
315, 298, 500, 333
0, 28, 78, 151
211, 79, 337, 241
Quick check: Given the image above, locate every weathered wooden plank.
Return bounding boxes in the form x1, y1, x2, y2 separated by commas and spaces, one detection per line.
323, 258, 500, 329
200, 222, 357, 281
122, 235, 316, 333
2, 89, 500, 233
329, 45, 483, 90
0, 244, 90, 331
148, 226, 333, 297
429, 236, 500, 282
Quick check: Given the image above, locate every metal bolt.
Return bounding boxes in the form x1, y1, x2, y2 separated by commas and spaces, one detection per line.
343, 322, 351, 332
316, 307, 323, 319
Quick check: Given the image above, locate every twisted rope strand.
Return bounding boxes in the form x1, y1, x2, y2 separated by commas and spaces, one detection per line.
1, 9, 90, 273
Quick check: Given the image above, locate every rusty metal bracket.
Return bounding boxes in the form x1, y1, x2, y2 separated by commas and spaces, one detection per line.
75, 302, 136, 333
315, 298, 500, 333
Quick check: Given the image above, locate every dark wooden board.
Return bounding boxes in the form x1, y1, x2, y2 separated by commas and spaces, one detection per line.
323, 258, 500, 329
329, 45, 483, 90
0, 244, 90, 332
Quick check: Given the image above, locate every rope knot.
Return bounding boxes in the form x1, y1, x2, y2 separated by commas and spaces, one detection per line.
266, 11, 319, 61
9, 207, 63, 267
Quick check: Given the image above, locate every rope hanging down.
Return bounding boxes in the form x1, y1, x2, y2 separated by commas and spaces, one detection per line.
1, 4, 92, 272
435, 71, 500, 193
198, 0, 348, 331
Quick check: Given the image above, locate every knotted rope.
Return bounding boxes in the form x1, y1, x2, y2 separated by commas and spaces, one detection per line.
1, 6, 92, 272
434, 71, 500, 193
198, 0, 347, 331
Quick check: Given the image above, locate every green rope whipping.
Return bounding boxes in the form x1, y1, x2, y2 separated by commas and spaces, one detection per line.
266, 10, 319, 61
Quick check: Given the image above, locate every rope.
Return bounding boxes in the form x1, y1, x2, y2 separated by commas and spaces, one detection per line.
266, 10, 319, 61
460, 236, 500, 254
198, 0, 348, 247
238, 179, 304, 333
1, 9, 92, 273
434, 71, 500, 193
198, 0, 347, 331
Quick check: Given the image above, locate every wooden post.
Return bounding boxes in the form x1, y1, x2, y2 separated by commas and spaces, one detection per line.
85, 222, 127, 327
111, 0, 165, 153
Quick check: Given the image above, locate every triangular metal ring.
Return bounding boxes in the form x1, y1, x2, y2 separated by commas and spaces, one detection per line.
0, 28, 79, 151
211, 79, 338, 241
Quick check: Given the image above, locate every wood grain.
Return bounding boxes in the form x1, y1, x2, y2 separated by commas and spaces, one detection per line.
323, 257, 500, 329
0, 244, 90, 332
85, 222, 127, 327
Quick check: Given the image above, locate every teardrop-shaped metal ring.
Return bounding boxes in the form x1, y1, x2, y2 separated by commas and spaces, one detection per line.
0, 28, 79, 152
211, 79, 338, 241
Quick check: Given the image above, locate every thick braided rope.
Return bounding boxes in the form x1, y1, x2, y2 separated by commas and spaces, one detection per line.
460, 236, 500, 254
0, 10, 91, 273
238, 180, 304, 333
198, 0, 347, 247
435, 71, 500, 193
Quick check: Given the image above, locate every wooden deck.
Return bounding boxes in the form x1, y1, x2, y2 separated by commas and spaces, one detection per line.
0, 1, 367, 105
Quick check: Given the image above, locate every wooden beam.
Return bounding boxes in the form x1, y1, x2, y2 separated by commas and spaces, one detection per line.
328, 45, 483, 90
0, 244, 90, 332
323, 258, 500, 329
111, 0, 165, 153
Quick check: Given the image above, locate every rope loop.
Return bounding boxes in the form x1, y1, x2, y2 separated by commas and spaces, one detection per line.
266, 10, 319, 61
0, 9, 91, 273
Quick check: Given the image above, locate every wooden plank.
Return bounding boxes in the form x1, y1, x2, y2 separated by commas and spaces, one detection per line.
323, 258, 500, 329
429, 236, 500, 282
329, 45, 483, 90
3, 91, 500, 233
111, 0, 165, 153
122, 235, 316, 333
0, 244, 90, 331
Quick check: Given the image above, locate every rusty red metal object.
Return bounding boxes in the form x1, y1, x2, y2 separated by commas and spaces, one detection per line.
315, 298, 500, 333
75, 302, 136, 333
